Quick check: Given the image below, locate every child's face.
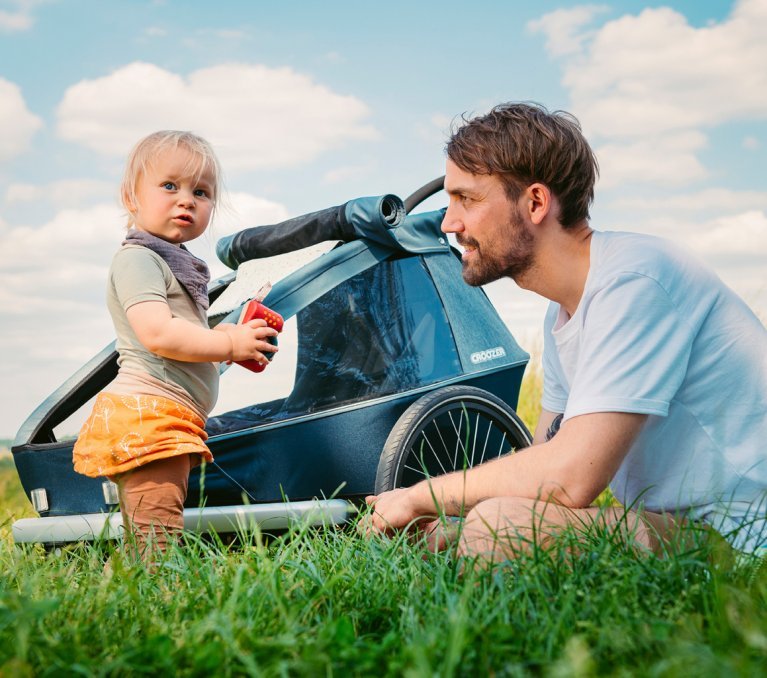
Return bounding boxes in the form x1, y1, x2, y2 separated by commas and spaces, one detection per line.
127, 147, 215, 245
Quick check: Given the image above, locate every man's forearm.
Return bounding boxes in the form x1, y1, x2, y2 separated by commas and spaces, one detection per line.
404, 443, 567, 516
369, 411, 646, 533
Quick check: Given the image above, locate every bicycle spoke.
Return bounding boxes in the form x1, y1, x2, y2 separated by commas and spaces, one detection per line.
470, 411, 480, 468
414, 428, 448, 476
395, 394, 529, 491
448, 410, 469, 469
495, 430, 508, 458
479, 414, 493, 465
404, 463, 429, 478
432, 418, 451, 462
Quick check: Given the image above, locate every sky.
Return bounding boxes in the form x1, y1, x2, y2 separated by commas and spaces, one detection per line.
1, 0, 766, 438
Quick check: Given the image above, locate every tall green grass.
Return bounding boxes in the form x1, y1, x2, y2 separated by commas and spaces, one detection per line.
1, 510, 765, 675
1, 371, 765, 675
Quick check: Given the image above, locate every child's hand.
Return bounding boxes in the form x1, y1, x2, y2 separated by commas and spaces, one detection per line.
227, 319, 279, 365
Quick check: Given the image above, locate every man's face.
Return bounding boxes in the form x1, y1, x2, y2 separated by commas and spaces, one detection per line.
442, 159, 535, 286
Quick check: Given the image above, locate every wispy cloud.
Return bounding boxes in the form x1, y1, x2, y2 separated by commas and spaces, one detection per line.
0, 77, 43, 161
322, 163, 373, 185
4, 179, 114, 208
608, 187, 767, 213
527, 4, 610, 57
531, 0, 767, 188
0, 0, 46, 32
55, 62, 378, 170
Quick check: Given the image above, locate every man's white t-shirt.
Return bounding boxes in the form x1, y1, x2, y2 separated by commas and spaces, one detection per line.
541, 231, 767, 553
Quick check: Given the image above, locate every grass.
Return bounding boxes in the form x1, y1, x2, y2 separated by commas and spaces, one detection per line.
1, 371, 766, 675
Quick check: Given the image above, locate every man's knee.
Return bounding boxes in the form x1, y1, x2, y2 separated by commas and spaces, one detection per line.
458, 497, 539, 558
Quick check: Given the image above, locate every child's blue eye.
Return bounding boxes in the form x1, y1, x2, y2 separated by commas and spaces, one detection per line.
194, 188, 209, 198
162, 182, 176, 190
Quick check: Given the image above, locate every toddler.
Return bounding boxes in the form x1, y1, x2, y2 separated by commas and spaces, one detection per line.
73, 130, 277, 559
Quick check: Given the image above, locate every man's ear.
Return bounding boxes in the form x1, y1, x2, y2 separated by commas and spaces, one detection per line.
525, 183, 553, 225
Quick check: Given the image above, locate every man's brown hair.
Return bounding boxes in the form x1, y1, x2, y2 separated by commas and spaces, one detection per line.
446, 102, 599, 228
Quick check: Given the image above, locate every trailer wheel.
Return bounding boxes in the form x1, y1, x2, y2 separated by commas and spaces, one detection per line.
374, 386, 532, 494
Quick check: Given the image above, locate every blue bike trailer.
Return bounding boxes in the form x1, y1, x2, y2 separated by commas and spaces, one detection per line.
11, 179, 531, 545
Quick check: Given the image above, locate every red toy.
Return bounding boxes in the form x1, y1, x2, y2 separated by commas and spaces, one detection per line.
235, 299, 284, 373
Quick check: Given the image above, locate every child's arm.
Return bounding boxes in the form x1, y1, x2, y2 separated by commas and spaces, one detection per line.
126, 300, 278, 363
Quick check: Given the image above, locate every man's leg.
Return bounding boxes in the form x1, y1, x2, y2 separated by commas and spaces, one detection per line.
457, 496, 687, 562
117, 454, 193, 561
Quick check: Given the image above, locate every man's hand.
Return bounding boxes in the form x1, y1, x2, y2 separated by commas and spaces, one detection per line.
361, 409, 648, 540
364, 487, 428, 534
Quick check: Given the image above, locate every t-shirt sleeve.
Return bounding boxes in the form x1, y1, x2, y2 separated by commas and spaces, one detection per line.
541, 302, 568, 413
110, 247, 170, 311
565, 272, 694, 419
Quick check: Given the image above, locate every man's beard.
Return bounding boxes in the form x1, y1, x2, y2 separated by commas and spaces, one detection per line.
459, 205, 535, 287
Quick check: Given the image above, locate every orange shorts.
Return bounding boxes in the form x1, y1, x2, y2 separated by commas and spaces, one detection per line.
72, 392, 212, 478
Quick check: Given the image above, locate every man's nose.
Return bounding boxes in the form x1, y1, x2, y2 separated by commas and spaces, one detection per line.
441, 203, 463, 234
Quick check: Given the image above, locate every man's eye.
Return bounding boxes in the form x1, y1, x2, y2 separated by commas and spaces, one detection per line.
162, 182, 176, 190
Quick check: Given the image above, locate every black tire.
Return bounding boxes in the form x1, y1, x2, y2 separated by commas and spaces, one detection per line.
374, 385, 532, 493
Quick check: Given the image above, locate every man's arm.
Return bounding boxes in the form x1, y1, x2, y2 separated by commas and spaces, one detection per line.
366, 410, 647, 533
533, 408, 560, 445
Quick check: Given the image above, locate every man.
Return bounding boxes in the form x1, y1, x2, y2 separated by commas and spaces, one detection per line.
366, 102, 767, 560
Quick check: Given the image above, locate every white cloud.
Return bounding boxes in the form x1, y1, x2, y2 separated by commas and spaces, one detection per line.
0, 78, 43, 161
595, 131, 708, 189
608, 188, 767, 213
322, 163, 373, 184
0, 204, 122, 310
527, 4, 609, 57
55, 62, 377, 170
5, 179, 114, 208
414, 112, 454, 144
0, 0, 40, 31
191, 191, 291, 278
692, 209, 767, 260
0, 8, 30, 30
560, 2, 767, 139
742, 136, 760, 150
212, 29, 247, 41
532, 0, 767, 188
143, 26, 167, 38
213, 192, 290, 236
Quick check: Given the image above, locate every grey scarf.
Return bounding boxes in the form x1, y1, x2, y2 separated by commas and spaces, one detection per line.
123, 230, 211, 310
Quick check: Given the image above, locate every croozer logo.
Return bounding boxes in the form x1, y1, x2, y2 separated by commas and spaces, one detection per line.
470, 346, 507, 364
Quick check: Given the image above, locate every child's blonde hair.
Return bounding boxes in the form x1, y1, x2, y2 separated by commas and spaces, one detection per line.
121, 130, 222, 229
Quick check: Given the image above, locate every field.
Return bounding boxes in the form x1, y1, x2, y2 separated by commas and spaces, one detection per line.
1, 368, 765, 676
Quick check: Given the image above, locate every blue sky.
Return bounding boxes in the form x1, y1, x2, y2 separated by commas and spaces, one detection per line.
1, 0, 765, 436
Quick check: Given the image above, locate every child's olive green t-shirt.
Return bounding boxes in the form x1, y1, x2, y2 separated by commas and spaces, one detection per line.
106, 244, 218, 417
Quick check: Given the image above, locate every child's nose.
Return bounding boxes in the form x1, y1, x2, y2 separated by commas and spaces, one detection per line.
177, 190, 195, 207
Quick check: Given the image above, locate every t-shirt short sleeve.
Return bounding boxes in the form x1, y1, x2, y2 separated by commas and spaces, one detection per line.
565, 272, 695, 419
541, 303, 568, 413
110, 246, 170, 311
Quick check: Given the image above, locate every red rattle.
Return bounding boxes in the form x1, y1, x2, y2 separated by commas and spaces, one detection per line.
235, 285, 284, 373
